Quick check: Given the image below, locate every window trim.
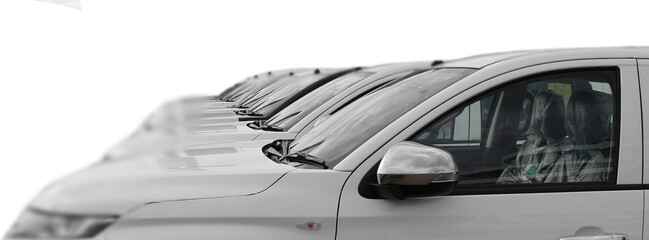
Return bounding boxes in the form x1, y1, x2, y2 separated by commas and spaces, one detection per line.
449, 183, 643, 196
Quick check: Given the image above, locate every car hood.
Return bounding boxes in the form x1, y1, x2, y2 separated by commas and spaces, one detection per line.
204, 101, 235, 109
106, 125, 262, 160
106, 124, 298, 160
191, 121, 254, 133
30, 141, 294, 215
186, 131, 297, 147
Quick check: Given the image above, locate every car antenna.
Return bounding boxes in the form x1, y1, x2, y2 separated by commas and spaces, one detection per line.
314, 69, 320, 74
267, 71, 272, 75
289, 72, 294, 76
431, 60, 444, 67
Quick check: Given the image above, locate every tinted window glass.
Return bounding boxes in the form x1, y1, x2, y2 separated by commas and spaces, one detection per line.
265, 72, 374, 130
250, 73, 330, 115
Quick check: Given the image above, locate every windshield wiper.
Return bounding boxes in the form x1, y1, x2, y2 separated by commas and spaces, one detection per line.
248, 121, 284, 131
247, 121, 261, 130
262, 139, 291, 162
229, 104, 248, 108
236, 109, 262, 116
279, 152, 328, 169
259, 123, 283, 132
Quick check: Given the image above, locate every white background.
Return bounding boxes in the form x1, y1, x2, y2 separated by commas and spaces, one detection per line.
0, 0, 647, 234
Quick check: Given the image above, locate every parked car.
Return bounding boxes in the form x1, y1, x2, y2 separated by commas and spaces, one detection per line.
136, 69, 315, 134
178, 69, 280, 105
6, 48, 646, 240
176, 68, 305, 112
212, 70, 280, 102
104, 61, 434, 159
209, 68, 309, 107
139, 68, 359, 136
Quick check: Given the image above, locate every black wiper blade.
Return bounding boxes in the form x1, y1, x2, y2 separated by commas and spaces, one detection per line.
236, 109, 263, 116
247, 121, 261, 130
262, 139, 290, 162
280, 153, 328, 169
259, 123, 283, 132
262, 139, 292, 162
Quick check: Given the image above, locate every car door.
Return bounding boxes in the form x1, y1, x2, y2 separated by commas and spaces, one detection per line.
336, 59, 643, 240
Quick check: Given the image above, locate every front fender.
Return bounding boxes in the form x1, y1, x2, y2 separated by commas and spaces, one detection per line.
105, 170, 350, 240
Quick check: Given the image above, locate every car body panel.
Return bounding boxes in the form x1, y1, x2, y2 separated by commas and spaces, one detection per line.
338, 183, 642, 240
638, 59, 649, 185
185, 130, 264, 146
29, 140, 293, 215
107, 122, 300, 159
199, 110, 238, 118
252, 131, 298, 142
204, 101, 236, 108
196, 115, 240, 125
104, 169, 350, 240
192, 121, 247, 132
106, 128, 269, 159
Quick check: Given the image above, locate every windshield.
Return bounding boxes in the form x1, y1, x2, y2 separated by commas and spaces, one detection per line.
224, 79, 265, 101
265, 71, 373, 130
288, 68, 477, 167
227, 89, 252, 102
248, 71, 335, 116
229, 69, 304, 103
234, 71, 306, 107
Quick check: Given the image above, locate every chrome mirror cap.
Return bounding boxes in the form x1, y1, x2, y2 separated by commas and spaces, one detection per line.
377, 141, 458, 186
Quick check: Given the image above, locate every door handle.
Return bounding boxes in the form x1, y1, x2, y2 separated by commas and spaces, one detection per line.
559, 233, 628, 240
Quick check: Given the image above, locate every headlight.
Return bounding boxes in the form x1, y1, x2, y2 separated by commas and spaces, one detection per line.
5, 208, 118, 239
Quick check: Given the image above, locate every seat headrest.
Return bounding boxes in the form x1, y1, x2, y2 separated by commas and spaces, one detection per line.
530, 90, 567, 141
566, 90, 614, 145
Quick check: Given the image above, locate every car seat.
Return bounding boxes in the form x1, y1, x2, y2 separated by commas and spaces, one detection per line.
497, 90, 570, 184
544, 90, 614, 183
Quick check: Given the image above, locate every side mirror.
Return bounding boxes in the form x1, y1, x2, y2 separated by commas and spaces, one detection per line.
313, 115, 332, 128
373, 141, 458, 200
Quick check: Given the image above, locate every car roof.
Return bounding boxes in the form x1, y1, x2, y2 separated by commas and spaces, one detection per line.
438, 47, 649, 69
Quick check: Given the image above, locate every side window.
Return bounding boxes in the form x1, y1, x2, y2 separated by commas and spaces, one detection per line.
417, 95, 499, 143
410, 69, 618, 186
